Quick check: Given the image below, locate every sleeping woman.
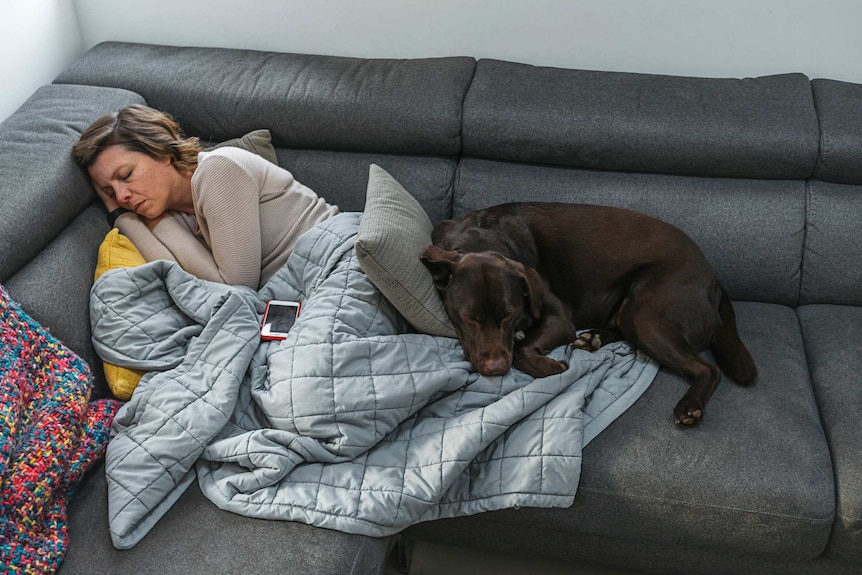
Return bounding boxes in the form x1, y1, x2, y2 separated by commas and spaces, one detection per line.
72, 104, 338, 289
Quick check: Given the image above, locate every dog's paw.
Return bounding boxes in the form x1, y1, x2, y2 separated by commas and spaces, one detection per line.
673, 399, 704, 427
572, 331, 603, 351
515, 354, 568, 378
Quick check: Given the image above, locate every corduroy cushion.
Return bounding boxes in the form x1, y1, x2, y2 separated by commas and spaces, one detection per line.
205, 129, 278, 165
355, 164, 456, 337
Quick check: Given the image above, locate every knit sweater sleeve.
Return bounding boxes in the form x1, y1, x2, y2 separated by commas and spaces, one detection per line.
193, 154, 263, 289
149, 214, 224, 283
114, 212, 177, 263
115, 212, 225, 283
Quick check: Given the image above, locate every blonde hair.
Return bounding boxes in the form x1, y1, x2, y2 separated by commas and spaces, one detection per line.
72, 105, 201, 173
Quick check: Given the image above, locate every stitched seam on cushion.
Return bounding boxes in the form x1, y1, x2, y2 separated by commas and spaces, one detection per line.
811, 81, 828, 178
457, 59, 477, 156
797, 180, 811, 306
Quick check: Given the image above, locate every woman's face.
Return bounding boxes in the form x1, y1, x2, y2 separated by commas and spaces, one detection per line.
88, 145, 189, 219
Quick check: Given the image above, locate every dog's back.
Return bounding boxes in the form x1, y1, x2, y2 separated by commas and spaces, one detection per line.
434, 202, 718, 328
425, 201, 757, 426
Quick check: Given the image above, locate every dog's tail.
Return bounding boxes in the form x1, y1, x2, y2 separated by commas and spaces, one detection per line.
710, 289, 758, 385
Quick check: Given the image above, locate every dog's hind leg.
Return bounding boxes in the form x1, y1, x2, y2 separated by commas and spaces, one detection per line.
615, 287, 722, 427
710, 288, 758, 386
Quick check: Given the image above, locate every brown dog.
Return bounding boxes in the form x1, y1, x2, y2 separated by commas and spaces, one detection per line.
421, 202, 757, 426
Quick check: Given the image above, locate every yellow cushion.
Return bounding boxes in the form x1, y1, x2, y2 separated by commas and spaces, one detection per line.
94, 227, 147, 281
94, 228, 148, 400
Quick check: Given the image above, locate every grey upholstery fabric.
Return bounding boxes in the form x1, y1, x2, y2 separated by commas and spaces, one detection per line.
55, 41, 475, 155
59, 463, 390, 575
812, 79, 862, 184
4, 205, 110, 398
274, 149, 456, 222
800, 180, 862, 306
408, 517, 862, 575
0, 84, 145, 281
798, 305, 862, 562
409, 302, 835, 562
454, 158, 805, 305
463, 59, 819, 179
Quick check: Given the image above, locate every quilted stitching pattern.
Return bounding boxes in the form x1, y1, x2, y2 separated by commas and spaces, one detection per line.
92, 213, 658, 546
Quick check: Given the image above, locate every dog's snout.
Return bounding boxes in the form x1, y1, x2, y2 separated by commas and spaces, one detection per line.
478, 355, 511, 376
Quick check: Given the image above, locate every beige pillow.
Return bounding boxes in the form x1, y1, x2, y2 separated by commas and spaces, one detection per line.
206, 129, 278, 164
356, 164, 457, 338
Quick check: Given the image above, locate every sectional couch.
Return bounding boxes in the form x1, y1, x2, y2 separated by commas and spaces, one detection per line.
1, 41, 861, 575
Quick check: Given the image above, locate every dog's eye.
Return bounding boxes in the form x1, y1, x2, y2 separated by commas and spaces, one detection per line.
463, 313, 483, 325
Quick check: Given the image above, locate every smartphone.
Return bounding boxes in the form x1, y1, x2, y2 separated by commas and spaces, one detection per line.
260, 300, 301, 341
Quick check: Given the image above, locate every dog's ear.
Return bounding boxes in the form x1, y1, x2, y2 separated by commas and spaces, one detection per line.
520, 266, 544, 319
421, 245, 461, 290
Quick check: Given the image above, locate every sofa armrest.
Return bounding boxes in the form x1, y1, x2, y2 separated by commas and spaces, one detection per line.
0, 83, 145, 281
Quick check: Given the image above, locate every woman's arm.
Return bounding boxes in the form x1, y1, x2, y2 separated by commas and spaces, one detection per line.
193, 153, 263, 288
114, 213, 178, 263
148, 214, 225, 283
115, 212, 227, 283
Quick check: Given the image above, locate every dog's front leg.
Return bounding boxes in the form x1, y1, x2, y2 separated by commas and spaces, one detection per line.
513, 294, 577, 378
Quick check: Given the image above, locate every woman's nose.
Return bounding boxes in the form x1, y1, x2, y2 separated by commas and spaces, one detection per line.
114, 184, 132, 204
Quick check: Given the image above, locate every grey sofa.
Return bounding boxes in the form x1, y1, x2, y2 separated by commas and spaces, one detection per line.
1, 41, 860, 575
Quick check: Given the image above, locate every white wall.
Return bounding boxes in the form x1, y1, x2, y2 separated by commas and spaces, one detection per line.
73, 0, 862, 82
0, 0, 84, 122
3, 1, 861, 123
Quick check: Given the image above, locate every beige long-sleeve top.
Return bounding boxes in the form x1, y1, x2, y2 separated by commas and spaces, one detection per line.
115, 147, 338, 289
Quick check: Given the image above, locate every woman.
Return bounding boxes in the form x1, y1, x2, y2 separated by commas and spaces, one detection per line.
72, 105, 338, 289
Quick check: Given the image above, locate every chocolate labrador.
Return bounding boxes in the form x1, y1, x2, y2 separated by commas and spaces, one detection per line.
421, 202, 757, 426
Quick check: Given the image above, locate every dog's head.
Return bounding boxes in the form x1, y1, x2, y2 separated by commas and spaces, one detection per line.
421, 245, 544, 376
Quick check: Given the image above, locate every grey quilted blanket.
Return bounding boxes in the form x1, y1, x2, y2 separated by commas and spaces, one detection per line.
90, 212, 658, 549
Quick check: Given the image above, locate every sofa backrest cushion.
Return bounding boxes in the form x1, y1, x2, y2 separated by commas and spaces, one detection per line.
270, 150, 456, 223
801, 180, 862, 306
55, 41, 476, 157
462, 59, 820, 180
454, 159, 806, 305
812, 79, 862, 185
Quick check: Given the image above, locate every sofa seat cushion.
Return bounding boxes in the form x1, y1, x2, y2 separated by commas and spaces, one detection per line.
408, 302, 834, 561
4, 206, 113, 398
798, 304, 862, 562
59, 464, 390, 575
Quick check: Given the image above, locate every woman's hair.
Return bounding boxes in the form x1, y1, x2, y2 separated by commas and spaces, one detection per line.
72, 105, 201, 172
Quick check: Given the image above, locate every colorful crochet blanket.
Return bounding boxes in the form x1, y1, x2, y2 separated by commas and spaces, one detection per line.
0, 285, 120, 574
